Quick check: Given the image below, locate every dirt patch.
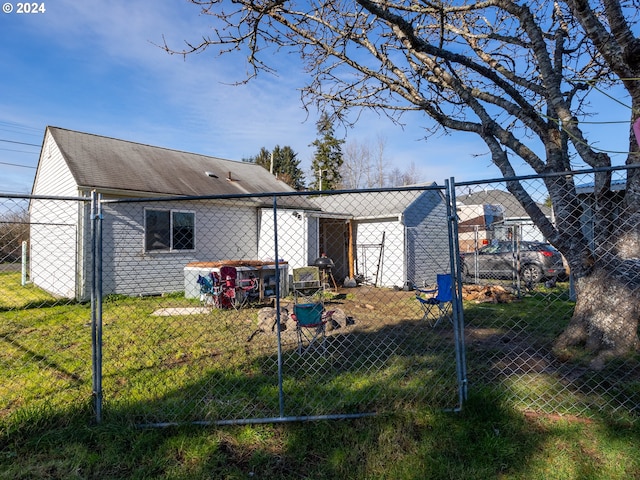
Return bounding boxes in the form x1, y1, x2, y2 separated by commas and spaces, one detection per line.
462, 284, 518, 303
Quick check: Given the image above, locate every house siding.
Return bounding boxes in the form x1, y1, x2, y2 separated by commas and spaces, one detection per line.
32, 133, 80, 197
404, 190, 451, 287
258, 209, 319, 271
355, 218, 405, 287
28, 202, 78, 298
29, 133, 84, 298
100, 201, 259, 296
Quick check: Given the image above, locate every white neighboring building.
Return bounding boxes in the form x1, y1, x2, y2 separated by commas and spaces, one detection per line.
456, 189, 552, 252
311, 186, 451, 289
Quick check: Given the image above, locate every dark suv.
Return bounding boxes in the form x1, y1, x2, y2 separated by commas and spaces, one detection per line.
461, 241, 565, 284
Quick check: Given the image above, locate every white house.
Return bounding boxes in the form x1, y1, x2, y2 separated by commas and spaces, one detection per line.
456, 189, 552, 251
310, 187, 451, 289
29, 126, 451, 299
29, 126, 317, 300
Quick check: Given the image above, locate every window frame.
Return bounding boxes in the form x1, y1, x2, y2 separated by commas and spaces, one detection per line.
144, 208, 196, 253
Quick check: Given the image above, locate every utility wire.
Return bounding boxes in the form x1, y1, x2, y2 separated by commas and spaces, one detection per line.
568, 77, 639, 113
0, 147, 38, 154
0, 161, 36, 169
0, 138, 40, 147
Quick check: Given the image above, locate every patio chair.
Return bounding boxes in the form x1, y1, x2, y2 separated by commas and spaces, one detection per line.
292, 302, 333, 354
219, 265, 238, 309
415, 273, 454, 327
237, 274, 259, 307
292, 266, 323, 303
197, 273, 220, 307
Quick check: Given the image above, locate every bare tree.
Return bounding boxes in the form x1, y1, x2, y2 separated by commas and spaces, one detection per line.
399, 161, 422, 186
341, 140, 371, 189
0, 207, 29, 264
169, 0, 640, 368
371, 134, 388, 187
342, 134, 418, 187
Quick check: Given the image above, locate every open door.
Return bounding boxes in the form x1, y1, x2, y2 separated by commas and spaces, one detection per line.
318, 218, 350, 284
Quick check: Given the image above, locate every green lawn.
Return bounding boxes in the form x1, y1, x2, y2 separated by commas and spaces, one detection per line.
1, 273, 639, 479
1, 391, 639, 479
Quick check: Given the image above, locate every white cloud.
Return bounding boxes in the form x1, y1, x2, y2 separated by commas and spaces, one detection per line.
6, 0, 603, 194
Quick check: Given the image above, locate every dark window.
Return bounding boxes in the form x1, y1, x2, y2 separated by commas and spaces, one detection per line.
172, 211, 195, 250
145, 209, 195, 251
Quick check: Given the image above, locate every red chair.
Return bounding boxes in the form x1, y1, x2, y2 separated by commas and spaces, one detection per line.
219, 265, 238, 309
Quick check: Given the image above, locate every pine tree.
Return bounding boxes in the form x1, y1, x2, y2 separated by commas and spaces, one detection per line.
244, 146, 305, 190
310, 113, 344, 191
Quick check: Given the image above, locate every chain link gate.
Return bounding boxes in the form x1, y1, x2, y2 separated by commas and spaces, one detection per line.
97, 186, 465, 425
2, 165, 638, 429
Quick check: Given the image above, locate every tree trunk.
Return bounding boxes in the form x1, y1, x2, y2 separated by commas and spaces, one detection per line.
554, 258, 640, 370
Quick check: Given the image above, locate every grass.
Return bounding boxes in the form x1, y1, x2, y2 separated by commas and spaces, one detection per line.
1, 273, 640, 478
1, 391, 639, 479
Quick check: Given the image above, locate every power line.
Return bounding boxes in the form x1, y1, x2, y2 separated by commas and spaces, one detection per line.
0, 147, 39, 154
0, 138, 40, 147
0, 161, 37, 169
0, 121, 42, 142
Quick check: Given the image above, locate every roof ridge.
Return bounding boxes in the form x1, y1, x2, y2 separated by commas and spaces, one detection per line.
46, 125, 240, 165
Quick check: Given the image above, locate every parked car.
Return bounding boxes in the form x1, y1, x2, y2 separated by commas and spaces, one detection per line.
461, 241, 565, 284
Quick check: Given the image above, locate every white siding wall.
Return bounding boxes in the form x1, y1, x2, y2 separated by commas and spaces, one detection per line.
31, 134, 79, 197
29, 134, 83, 298
101, 201, 259, 296
258, 209, 319, 270
355, 218, 405, 288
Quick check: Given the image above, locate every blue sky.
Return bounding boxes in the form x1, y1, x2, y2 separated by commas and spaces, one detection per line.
0, 0, 635, 194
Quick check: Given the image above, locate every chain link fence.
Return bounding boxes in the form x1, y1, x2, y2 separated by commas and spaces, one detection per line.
1, 165, 639, 427
98, 187, 462, 425
455, 167, 640, 421
0, 195, 92, 424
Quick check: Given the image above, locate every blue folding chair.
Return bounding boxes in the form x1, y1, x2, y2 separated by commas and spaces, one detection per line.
197, 273, 220, 307
292, 302, 331, 354
415, 273, 453, 327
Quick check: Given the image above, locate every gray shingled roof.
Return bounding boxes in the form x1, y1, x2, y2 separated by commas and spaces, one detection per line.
311, 184, 438, 218
47, 126, 300, 198
456, 189, 551, 218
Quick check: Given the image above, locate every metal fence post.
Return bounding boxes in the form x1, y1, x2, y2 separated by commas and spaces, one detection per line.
272, 195, 285, 419
90, 191, 103, 423
445, 179, 468, 408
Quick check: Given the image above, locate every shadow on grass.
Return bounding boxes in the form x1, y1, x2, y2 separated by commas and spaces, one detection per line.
2, 288, 640, 478
463, 295, 640, 423
2, 387, 640, 479
0, 331, 84, 383
99, 316, 461, 426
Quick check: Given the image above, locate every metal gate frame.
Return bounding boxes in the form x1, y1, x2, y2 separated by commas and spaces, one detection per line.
90, 184, 469, 425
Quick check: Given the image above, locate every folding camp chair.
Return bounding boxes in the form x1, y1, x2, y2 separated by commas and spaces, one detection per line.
292, 302, 332, 354
292, 266, 323, 303
237, 274, 259, 307
219, 265, 238, 309
197, 273, 221, 307
415, 273, 454, 327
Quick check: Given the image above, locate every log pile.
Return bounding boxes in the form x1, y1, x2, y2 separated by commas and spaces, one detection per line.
462, 284, 517, 303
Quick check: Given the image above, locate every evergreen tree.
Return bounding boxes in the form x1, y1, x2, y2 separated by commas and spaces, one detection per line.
310, 113, 344, 191
245, 145, 305, 190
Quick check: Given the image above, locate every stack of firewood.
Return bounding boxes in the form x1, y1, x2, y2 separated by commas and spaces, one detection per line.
462, 284, 516, 303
